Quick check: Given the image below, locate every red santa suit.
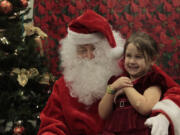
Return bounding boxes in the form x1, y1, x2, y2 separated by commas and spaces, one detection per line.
37, 76, 104, 135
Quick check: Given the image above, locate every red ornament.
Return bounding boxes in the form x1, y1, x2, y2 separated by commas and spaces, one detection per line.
0, 0, 13, 14
20, 0, 28, 8
13, 126, 25, 135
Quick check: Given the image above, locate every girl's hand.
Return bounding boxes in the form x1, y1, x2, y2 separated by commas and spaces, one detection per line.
110, 76, 133, 90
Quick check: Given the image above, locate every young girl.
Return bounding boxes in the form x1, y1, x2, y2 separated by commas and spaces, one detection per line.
98, 32, 166, 135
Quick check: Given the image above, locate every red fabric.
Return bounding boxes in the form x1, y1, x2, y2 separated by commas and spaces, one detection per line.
152, 64, 179, 89
37, 76, 104, 135
163, 87, 180, 106
69, 9, 116, 48
103, 64, 178, 135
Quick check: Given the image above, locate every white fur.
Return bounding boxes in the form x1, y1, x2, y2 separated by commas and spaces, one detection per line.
153, 99, 180, 135
67, 28, 104, 45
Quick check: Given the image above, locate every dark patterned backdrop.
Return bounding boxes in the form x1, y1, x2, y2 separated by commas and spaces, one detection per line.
34, 0, 180, 84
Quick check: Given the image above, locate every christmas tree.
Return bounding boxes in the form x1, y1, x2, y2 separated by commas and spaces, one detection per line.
0, 0, 55, 134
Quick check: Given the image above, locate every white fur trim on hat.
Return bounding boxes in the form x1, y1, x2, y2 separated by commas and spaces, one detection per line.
67, 28, 104, 45
153, 99, 180, 135
109, 31, 125, 59
65, 29, 125, 59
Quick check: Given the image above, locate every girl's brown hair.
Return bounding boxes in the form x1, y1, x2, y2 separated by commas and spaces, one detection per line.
124, 31, 160, 62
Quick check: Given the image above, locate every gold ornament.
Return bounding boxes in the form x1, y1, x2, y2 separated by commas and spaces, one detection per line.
28, 68, 39, 78
39, 72, 55, 85
11, 68, 40, 86
39, 73, 50, 85
17, 73, 28, 87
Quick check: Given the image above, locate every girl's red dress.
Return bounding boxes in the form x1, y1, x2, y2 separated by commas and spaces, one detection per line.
102, 65, 172, 135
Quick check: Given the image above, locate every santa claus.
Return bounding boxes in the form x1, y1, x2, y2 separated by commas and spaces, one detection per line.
37, 10, 125, 135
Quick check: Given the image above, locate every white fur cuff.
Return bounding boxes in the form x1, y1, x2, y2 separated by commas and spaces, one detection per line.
153, 99, 180, 135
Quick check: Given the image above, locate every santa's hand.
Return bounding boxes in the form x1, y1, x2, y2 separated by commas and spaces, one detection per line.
145, 114, 169, 135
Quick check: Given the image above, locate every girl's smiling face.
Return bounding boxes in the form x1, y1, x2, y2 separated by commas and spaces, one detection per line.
124, 43, 153, 81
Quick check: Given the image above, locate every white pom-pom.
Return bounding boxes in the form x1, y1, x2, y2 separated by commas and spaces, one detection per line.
110, 46, 124, 59
110, 31, 125, 59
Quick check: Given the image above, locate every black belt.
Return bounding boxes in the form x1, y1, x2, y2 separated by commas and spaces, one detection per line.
115, 100, 131, 107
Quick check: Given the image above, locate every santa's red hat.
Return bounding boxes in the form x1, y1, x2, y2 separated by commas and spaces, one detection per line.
67, 9, 125, 58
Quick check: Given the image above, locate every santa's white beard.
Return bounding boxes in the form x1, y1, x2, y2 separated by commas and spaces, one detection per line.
64, 58, 115, 105
63, 53, 121, 105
